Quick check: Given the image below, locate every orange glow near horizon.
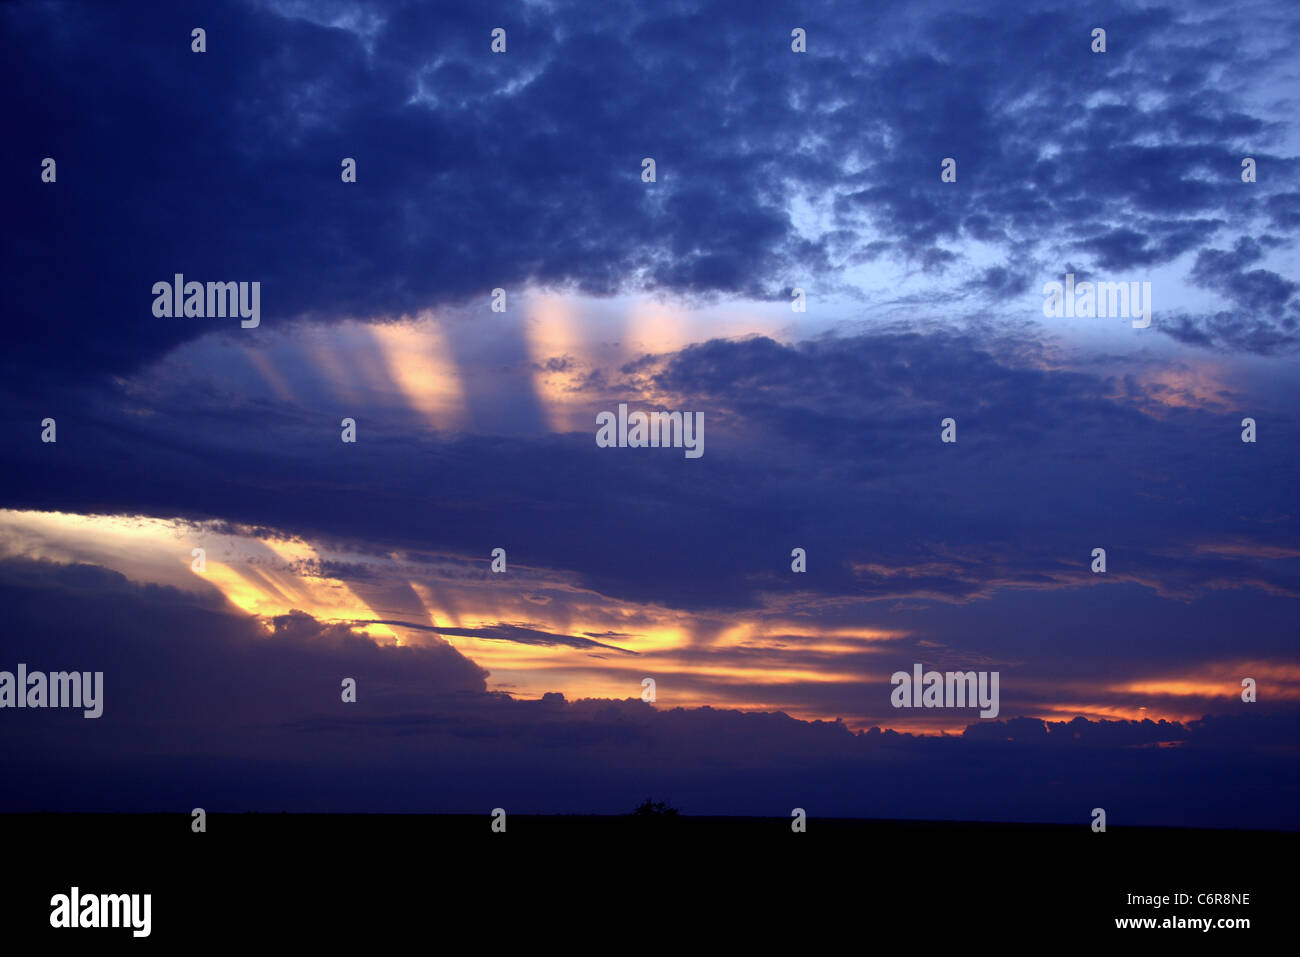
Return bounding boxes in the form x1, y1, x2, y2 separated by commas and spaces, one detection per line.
1113, 663, 1300, 701
0, 507, 1282, 735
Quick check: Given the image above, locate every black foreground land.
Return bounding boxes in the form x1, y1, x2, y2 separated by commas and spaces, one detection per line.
4, 813, 1286, 945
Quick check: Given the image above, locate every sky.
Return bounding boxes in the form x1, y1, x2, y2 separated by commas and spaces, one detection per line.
0, 0, 1297, 827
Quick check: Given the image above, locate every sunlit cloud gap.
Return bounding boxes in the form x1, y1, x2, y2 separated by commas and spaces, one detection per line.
0, 509, 1252, 731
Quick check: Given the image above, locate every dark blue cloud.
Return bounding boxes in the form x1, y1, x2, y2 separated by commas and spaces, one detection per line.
3, 0, 1298, 412
4, 329, 1296, 618
2, 0, 1298, 827
2, 555, 1295, 826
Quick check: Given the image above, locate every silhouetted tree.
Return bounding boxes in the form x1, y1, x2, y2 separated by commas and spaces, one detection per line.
630, 798, 679, 817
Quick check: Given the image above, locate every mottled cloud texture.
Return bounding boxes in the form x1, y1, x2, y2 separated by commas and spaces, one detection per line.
1, 0, 1297, 826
